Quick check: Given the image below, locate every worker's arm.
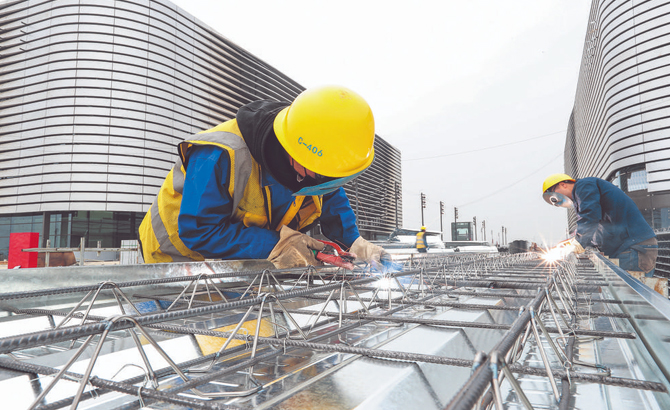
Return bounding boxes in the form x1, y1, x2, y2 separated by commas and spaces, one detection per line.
573, 179, 603, 249
178, 145, 280, 259
319, 187, 360, 248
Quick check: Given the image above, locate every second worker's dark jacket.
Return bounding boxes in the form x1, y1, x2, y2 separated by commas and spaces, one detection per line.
573, 177, 655, 257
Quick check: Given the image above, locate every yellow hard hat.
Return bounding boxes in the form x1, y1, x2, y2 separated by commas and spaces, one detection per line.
421, 226, 426, 231
542, 173, 575, 193
273, 85, 375, 178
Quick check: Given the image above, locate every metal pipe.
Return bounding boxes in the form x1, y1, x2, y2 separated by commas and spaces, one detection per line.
489, 351, 504, 410
71, 324, 113, 409
499, 353, 534, 410
445, 287, 548, 410
0, 357, 231, 410
0, 275, 382, 354
302, 294, 627, 318
530, 307, 560, 401
27, 334, 97, 410
559, 336, 576, 410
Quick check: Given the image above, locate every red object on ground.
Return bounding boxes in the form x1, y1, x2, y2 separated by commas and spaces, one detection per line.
8, 232, 40, 269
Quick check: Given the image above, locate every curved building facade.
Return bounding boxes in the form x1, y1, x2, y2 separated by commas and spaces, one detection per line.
0, 0, 401, 259
566, 0, 670, 232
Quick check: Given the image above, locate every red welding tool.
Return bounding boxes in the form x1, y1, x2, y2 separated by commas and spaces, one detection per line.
313, 239, 357, 270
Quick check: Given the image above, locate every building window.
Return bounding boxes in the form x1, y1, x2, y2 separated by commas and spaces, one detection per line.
628, 170, 648, 192
653, 208, 670, 231
0, 211, 143, 261
0, 214, 43, 261
610, 167, 648, 193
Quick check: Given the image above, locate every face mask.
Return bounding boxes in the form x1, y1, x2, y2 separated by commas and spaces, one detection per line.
543, 192, 573, 208
292, 170, 365, 196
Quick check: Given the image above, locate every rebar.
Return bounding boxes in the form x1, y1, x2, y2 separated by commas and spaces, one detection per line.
1, 251, 667, 410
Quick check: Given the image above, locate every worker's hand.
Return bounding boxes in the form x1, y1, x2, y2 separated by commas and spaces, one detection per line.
268, 226, 326, 269
557, 238, 573, 248
351, 237, 390, 270
558, 237, 585, 254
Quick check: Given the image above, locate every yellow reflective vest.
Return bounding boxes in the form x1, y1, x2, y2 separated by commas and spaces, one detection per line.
416, 231, 427, 249
139, 120, 323, 263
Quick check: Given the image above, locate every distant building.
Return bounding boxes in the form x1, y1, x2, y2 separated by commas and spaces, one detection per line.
451, 222, 473, 241
0, 0, 401, 259
565, 1, 670, 276
343, 140, 402, 241
565, 1, 670, 231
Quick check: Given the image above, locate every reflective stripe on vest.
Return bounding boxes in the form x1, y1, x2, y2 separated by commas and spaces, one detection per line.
179, 131, 253, 213
142, 131, 253, 263
148, 167, 192, 262
416, 232, 427, 249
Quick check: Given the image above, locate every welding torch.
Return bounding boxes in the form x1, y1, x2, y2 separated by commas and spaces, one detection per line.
555, 237, 585, 254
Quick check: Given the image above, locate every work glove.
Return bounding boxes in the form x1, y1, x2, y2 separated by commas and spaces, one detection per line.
350, 237, 392, 270
268, 226, 326, 269
558, 238, 585, 254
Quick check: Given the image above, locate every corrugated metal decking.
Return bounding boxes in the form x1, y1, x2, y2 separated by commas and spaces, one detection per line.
1, 251, 669, 409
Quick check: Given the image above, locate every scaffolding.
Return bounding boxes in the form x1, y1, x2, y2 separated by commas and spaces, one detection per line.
0, 251, 669, 409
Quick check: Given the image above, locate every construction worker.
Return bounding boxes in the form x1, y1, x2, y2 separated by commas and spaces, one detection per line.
542, 174, 657, 276
139, 85, 389, 269
416, 226, 429, 253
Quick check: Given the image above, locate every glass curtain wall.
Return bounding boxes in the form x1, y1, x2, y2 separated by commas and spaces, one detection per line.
0, 214, 43, 260
0, 212, 144, 260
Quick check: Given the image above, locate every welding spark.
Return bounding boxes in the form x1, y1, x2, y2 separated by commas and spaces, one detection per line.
541, 244, 575, 263
376, 277, 393, 290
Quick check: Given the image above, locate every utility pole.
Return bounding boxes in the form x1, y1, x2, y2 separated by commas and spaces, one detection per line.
482, 220, 486, 241
473, 216, 477, 241
454, 207, 458, 223
439, 201, 444, 241
420, 192, 426, 227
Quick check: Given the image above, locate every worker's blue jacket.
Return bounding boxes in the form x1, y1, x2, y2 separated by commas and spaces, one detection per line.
178, 146, 359, 259
572, 177, 655, 257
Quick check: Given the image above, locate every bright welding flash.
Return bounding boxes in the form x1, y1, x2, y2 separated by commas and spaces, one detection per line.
541, 245, 573, 263
376, 277, 393, 290
542, 248, 562, 263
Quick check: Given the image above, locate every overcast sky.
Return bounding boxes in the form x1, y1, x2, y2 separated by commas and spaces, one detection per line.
172, 0, 592, 247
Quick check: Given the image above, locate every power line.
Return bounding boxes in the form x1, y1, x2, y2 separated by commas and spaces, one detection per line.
403, 130, 565, 162
456, 151, 563, 208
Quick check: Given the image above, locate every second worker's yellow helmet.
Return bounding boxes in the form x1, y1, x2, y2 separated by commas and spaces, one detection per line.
273, 86, 375, 178
542, 173, 576, 193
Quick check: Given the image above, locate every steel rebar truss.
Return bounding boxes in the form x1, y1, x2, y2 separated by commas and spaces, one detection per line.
0, 252, 666, 410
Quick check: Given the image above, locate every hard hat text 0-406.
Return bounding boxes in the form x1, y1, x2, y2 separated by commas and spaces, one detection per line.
298, 137, 323, 157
